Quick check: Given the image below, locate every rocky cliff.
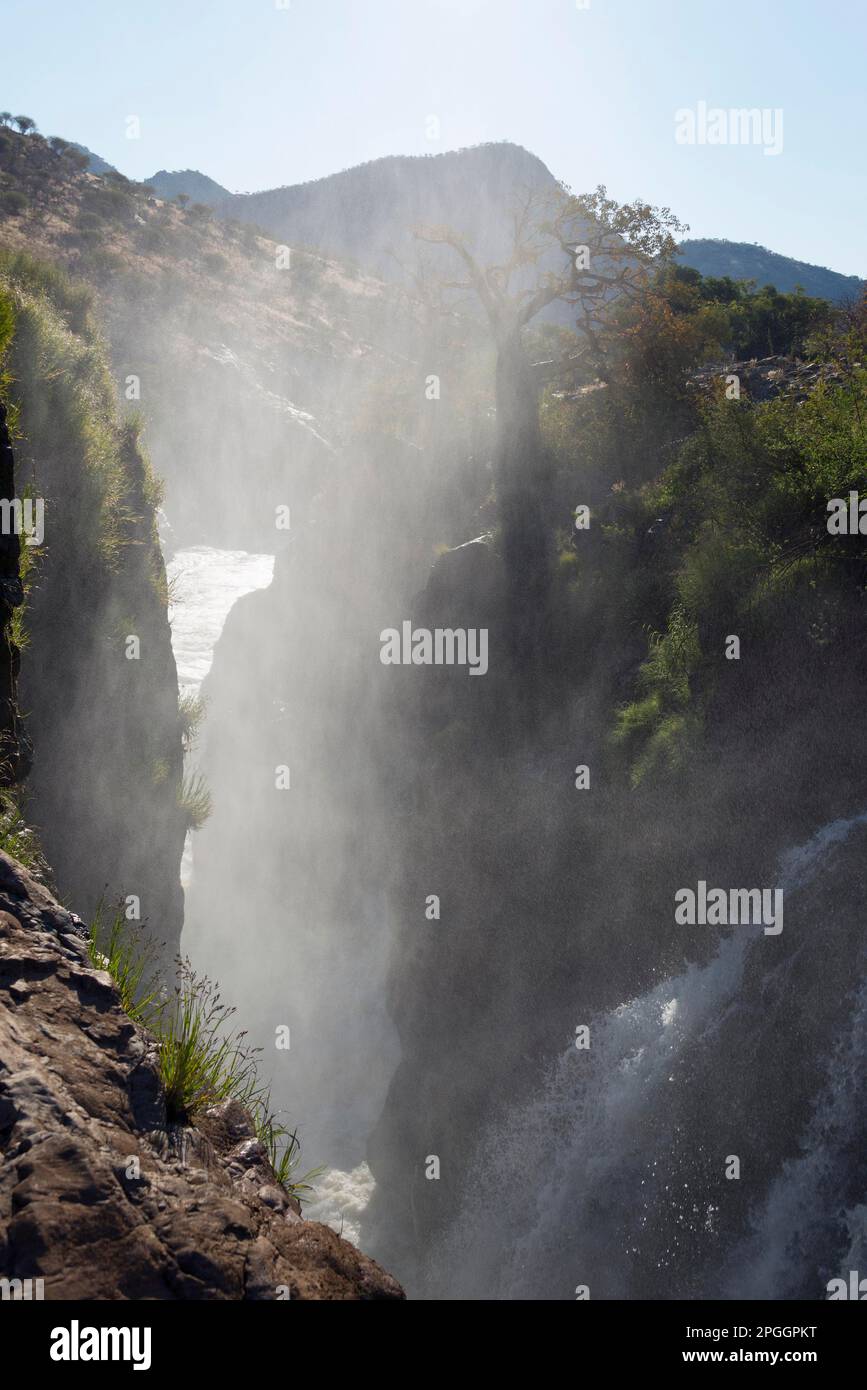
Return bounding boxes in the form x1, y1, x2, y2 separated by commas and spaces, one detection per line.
0, 850, 403, 1299
0, 259, 186, 955
0, 401, 26, 783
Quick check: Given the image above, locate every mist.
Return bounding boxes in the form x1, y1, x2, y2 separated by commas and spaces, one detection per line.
1, 1, 865, 1324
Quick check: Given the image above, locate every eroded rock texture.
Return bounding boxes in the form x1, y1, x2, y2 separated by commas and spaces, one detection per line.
0, 851, 403, 1301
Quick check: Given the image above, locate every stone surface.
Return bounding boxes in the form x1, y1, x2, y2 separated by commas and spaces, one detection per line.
0, 851, 403, 1301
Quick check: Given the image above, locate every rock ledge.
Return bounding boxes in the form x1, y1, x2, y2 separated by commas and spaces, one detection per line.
0, 852, 403, 1300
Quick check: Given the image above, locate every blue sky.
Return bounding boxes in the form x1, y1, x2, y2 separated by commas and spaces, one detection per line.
3, 0, 864, 274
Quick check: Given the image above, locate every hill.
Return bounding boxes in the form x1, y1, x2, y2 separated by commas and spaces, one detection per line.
146, 167, 231, 205
0, 124, 432, 547
69, 141, 116, 175
134, 146, 861, 307
677, 237, 863, 304
206, 142, 556, 275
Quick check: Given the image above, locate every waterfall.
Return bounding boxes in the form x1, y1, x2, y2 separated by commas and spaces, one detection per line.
165, 542, 390, 1245
167, 546, 275, 887
424, 811, 867, 1300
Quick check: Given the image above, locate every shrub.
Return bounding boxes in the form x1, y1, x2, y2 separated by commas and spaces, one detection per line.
0, 787, 48, 877
0, 190, 27, 218
177, 770, 212, 830
178, 691, 206, 752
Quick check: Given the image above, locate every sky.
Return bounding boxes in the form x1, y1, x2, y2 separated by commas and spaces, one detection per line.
2, 0, 864, 275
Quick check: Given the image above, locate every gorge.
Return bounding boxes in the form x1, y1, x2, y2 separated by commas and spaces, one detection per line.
1, 105, 866, 1308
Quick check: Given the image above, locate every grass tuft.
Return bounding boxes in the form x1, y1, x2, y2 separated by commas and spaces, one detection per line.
178, 691, 206, 753
177, 770, 212, 830
158, 961, 265, 1122
87, 903, 163, 1024
0, 786, 48, 877
88, 920, 320, 1205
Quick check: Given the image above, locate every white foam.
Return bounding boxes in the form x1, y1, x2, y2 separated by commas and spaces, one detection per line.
427, 810, 867, 1299
167, 545, 275, 695
304, 1163, 377, 1247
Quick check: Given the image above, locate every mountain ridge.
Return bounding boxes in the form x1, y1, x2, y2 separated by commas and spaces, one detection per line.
137, 143, 863, 302
69, 136, 862, 303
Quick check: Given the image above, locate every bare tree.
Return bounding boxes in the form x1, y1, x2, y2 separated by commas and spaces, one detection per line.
415, 184, 685, 701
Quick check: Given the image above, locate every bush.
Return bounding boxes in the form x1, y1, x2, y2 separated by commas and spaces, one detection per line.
0, 190, 27, 218
608, 353, 867, 783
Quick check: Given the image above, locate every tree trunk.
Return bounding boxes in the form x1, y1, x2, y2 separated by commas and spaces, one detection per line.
494, 328, 553, 716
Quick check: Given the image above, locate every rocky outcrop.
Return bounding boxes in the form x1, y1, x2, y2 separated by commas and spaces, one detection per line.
2, 268, 186, 957
0, 851, 403, 1300
688, 353, 848, 402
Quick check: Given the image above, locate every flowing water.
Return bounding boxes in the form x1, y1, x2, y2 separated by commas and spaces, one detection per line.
422, 812, 867, 1300
164, 545, 867, 1290
166, 542, 381, 1243
167, 547, 275, 887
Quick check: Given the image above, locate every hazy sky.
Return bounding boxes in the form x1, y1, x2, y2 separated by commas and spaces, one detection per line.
3, 0, 864, 274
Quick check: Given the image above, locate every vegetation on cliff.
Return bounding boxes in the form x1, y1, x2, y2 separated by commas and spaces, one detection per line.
538, 269, 867, 785
0, 252, 187, 945
87, 905, 321, 1201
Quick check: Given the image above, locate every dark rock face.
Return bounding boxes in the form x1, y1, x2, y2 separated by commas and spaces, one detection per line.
364, 517, 867, 1295
0, 851, 403, 1300
0, 403, 27, 783
8, 351, 186, 958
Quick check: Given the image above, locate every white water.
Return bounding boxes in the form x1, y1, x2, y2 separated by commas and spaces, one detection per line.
163, 547, 867, 1284
167, 546, 275, 697
304, 1163, 378, 1247
428, 811, 867, 1300
165, 542, 380, 1245
167, 547, 275, 888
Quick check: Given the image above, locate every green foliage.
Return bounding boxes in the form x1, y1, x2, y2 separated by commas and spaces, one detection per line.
258, 1113, 325, 1197
158, 963, 323, 1198
650, 264, 835, 360
609, 341, 867, 783
9, 482, 43, 652
177, 770, 212, 830
612, 607, 702, 785
87, 904, 163, 1024
0, 787, 48, 876
0, 249, 94, 334
0, 287, 14, 381
88, 921, 320, 1203
0, 253, 161, 575
178, 691, 206, 752
158, 963, 264, 1122
0, 190, 27, 219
